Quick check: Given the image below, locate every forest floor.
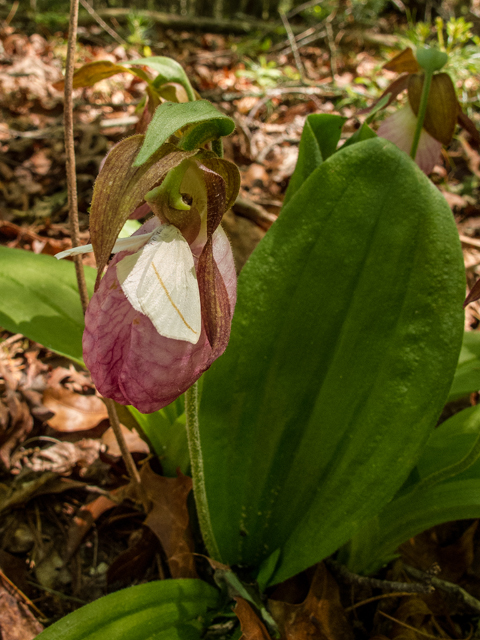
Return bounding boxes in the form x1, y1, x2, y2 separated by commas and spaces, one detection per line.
1, 12, 480, 640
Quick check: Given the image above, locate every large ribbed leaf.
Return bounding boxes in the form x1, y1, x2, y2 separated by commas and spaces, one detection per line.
36, 579, 220, 640
198, 137, 464, 585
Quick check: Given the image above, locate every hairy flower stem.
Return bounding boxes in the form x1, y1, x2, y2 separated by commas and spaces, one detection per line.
185, 381, 221, 560
64, 0, 89, 315
410, 70, 433, 163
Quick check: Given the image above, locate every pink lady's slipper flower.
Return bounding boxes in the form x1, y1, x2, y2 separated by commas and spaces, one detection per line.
371, 47, 479, 174
57, 135, 239, 413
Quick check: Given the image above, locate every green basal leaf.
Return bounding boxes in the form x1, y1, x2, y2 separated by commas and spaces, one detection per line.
35, 579, 220, 640
127, 56, 195, 101
447, 331, 480, 402
283, 114, 345, 207
343, 479, 480, 575
198, 137, 464, 585
343, 403, 480, 573
130, 402, 189, 477
134, 101, 235, 167
341, 122, 377, 150
0, 247, 95, 365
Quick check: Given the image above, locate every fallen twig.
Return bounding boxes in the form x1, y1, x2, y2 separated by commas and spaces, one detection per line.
325, 559, 433, 594
78, 0, 127, 45
279, 9, 306, 81
404, 564, 480, 615
233, 196, 277, 231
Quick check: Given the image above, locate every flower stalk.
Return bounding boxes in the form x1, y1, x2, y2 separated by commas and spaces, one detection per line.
410, 69, 433, 163
185, 381, 221, 560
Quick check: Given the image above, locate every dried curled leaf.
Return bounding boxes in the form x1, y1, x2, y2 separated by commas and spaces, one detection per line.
53, 60, 133, 90
383, 47, 420, 74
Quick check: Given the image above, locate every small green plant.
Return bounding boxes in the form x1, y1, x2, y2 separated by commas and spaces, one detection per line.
126, 10, 153, 49
236, 56, 285, 88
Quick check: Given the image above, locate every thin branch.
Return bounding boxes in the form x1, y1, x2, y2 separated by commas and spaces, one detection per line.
64, 0, 89, 315
279, 10, 306, 81
325, 17, 338, 85
4, 0, 19, 26
78, 0, 127, 46
286, 0, 322, 19
325, 559, 433, 594
404, 565, 480, 615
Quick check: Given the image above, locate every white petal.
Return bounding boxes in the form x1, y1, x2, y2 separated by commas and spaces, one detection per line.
117, 225, 202, 344
139, 225, 201, 344
55, 232, 156, 261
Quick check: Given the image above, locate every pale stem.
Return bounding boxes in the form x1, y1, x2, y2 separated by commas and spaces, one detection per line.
64, 0, 89, 315
409, 70, 434, 163
185, 381, 221, 560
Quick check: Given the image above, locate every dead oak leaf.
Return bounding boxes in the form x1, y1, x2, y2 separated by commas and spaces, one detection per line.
43, 388, 108, 432
269, 564, 354, 640
141, 462, 197, 579
234, 597, 271, 640
0, 580, 43, 640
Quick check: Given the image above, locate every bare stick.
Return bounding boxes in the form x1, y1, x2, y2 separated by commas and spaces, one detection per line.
64, 0, 146, 506
79, 0, 127, 46
4, 0, 19, 26
279, 10, 306, 81
325, 17, 338, 86
404, 564, 480, 615
64, 0, 89, 315
325, 559, 433, 594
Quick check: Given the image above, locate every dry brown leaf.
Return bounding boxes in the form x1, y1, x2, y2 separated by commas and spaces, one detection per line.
141, 462, 197, 579
0, 359, 34, 470
43, 388, 108, 432
269, 564, 354, 640
101, 424, 149, 457
234, 597, 272, 640
386, 598, 439, 639
107, 527, 159, 588
12, 439, 104, 474
0, 580, 43, 640
383, 48, 420, 73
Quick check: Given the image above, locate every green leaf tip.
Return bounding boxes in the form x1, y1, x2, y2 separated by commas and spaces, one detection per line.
134, 100, 235, 167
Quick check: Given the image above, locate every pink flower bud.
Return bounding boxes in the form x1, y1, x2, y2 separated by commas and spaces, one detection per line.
82, 220, 236, 413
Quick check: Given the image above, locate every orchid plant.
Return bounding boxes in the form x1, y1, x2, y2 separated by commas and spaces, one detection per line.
372, 46, 480, 173
1, 52, 480, 639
